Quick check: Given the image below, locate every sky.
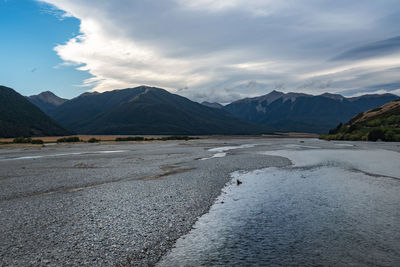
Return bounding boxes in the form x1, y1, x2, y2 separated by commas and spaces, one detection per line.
1, 0, 400, 102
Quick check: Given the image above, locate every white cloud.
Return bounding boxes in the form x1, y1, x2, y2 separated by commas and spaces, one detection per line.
175, 0, 284, 16
39, 0, 400, 101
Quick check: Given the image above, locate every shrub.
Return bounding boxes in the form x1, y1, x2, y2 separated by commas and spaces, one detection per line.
348, 134, 362, 141
115, 136, 145, 141
387, 115, 400, 125
13, 137, 32, 143
368, 128, 385, 141
384, 130, 395, 141
13, 137, 43, 144
343, 133, 353, 140
57, 136, 81, 143
88, 137, 100, 143
366, 119, 382, 127
319, 134, 329, 140
160, 136, 193, 141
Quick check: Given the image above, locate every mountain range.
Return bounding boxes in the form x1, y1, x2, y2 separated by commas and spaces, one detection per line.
44, 86, 266, 135
223, 90, 399, 133
2, 84, 399, 137
0, 86, 70, 138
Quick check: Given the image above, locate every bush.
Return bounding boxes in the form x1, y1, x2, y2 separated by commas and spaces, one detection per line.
319, 134, 329, 140
368, 128, 385, 141
13, 137, 43, 144
115, 136, 145, 142
57, 136, 81, 143
88, 137, 100, 143
366, 119, 382, 127
349, 134, 362, 141
384, 130, 395, 141
160, 136, 193, 141
13, 137, 32, 143
387, 115, 400, 125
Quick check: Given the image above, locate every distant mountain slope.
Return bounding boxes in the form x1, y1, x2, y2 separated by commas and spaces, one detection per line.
223, 90, 399, 133
0, 86, 71, 138
50, 86, 267, 135
320, 100, 400, 141
27, 91, 67, 115
201, 101, 223, 109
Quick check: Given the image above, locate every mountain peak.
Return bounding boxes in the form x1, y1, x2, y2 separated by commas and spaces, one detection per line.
269, 89, 283, 94
27, 91, 68, 114
255, 90, 285, 104
267, 90, 284, 97
29, 91, 67, 106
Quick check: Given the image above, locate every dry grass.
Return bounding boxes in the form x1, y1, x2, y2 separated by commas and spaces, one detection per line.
354, 101, 400, 124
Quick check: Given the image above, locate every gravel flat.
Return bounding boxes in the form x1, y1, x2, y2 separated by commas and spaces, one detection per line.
1, 138, 399, 266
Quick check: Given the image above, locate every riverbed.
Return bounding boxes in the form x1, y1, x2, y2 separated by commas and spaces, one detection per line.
0, 138, 399, 266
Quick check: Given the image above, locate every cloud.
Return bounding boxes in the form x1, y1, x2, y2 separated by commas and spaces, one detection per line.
348, 88, 400, 97
332, 36, 400, 61
340, 82, 400, 96
39, 0, 400, 100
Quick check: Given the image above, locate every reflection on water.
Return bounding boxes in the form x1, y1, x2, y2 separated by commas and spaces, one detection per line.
159, 149, 400, 266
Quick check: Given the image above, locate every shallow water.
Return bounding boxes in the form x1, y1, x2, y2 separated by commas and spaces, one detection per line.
200, 144, 258, 160
159, 148, 400, 266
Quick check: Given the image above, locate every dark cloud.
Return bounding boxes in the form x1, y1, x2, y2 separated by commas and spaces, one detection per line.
332, 36, 400, 61
297, 80, 332, 90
